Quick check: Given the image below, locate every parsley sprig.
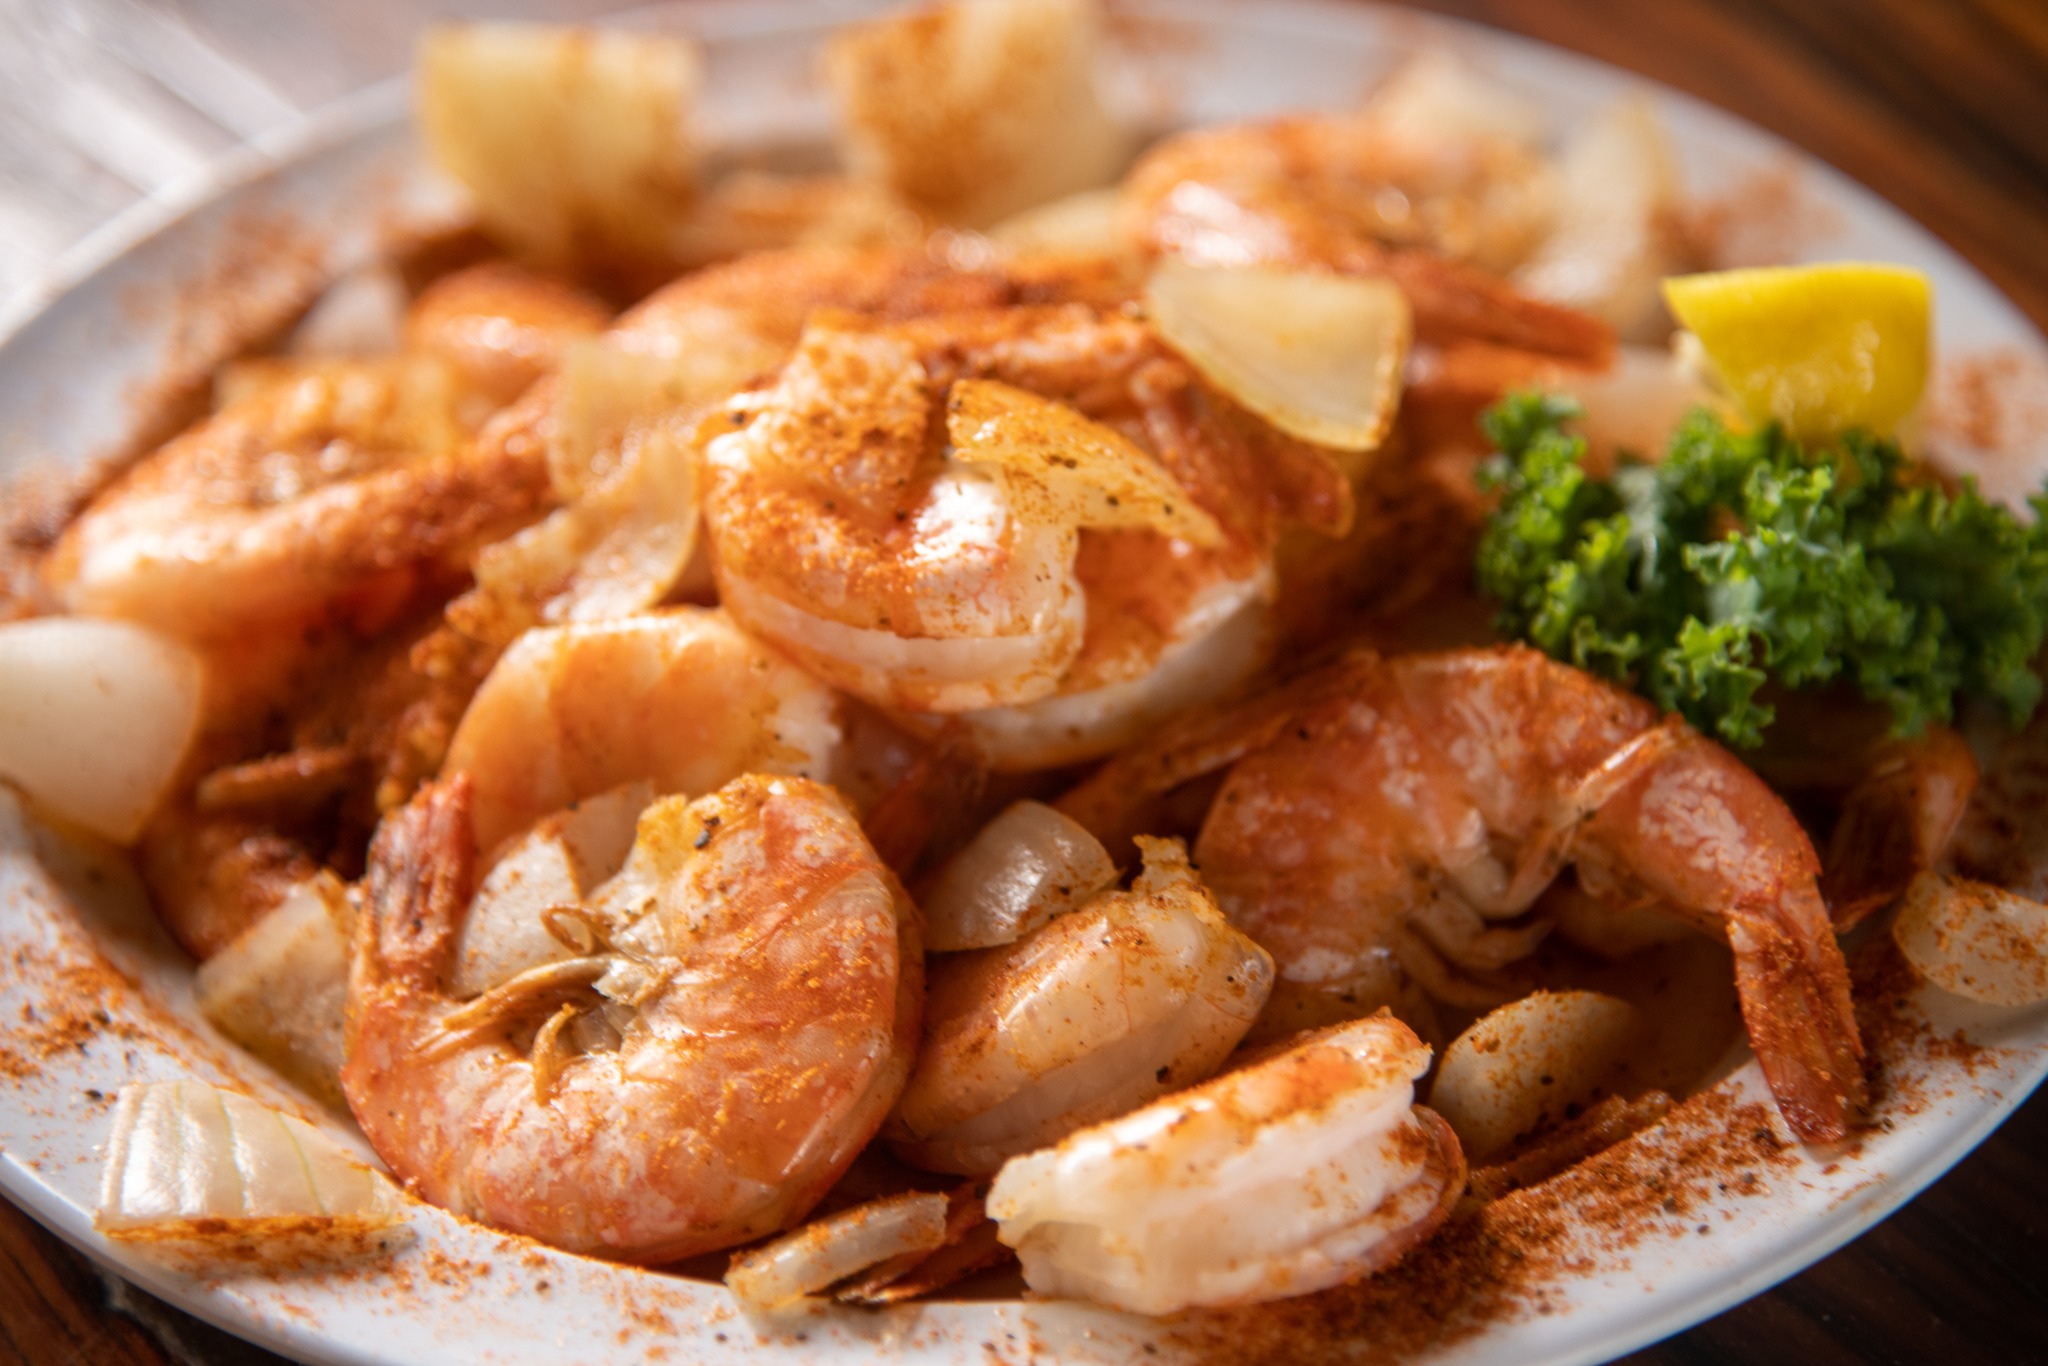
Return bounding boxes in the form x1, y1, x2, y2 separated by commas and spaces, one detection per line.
1475, 393, 2048, 748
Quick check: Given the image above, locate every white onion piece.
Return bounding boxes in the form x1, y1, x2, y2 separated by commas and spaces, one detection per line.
946, 378, 1224, 547
194, 874, 352, 1104
988, 187, 1124, 258
1144, 260, 1412, 452
922, 801, 1118, 951
98, 1082, 403, 1249
452, 780, 651, 995
725, 1192, 948, 1310
1514, 95, 1682, 337
1363, 50, 1547, 153
824, 0, 1126, 228
1894, 872, 2048, 1007
0, 618, 203, 843
457, 419, 700, 646
1559, 343, 1724, 463
418, 25, 701, 274
287, 261, 408, 359
1429, 989, 1639, 1161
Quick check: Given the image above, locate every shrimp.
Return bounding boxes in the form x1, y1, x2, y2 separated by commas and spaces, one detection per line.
1120, 114, 1613, 363
1821, 727, 1979, 930
343, 771, 922, 1261
41, 354, 549, 642
404, 262, 610, 411
985, 1013, 1464, 1315
1063, 646, 1868, 1144
889, 837, 1273, 1175
442, 607, 842, 859
700, 298, 1349, 767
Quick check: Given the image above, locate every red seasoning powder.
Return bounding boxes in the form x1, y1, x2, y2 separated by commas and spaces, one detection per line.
1159, 1088, 1798, 1365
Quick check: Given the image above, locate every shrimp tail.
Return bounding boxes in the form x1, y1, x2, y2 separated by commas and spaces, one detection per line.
1361, 1105, 1468, 1277
1726, 909, 1867, 1144
356, 775, 476, 993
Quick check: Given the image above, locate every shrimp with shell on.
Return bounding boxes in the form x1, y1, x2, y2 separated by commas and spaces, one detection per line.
344, 771, 922, 1261
1062, 645, 1868, 1144
699, 297, 1354, 769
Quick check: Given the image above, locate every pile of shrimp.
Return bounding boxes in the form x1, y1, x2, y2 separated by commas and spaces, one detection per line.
1, 6, 1991, 1326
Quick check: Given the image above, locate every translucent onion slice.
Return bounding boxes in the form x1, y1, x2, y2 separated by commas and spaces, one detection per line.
824, 0, 1126, 228
1363, 49, 1547, 153
945, 378, 1223, 547
987, 187, 1124, 258
1513, 95, 1681, 337
453, 418, 699, 645
0, 618, 203, 844
1894, 872, 2048, 1007
725, 1192, 948, 1311
98, 1081, 404, 1253
1428, 989, 1639, 1161
286, 261, 408, 359
194, 874, 353, 1105
921, 800, 1119, 951
1143, 260, 1412, 452
549, 338, 717, 496
450, 780, 651, 995
418, 24, 701, 276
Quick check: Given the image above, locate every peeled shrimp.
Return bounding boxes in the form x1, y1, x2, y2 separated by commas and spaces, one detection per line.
1121, 113, 1612, 363
700, 301, 1343, 766
986, 1013, 1464, 1315
890, 837, 1273, 1175
405, 262, 610, 412
443, 607, 841, 858
1064, 646, 1867, 1144
344, 772, 921, 1261
42, 358, 544, 642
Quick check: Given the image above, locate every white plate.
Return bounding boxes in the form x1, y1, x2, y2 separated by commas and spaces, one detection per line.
3, 3, 2046, 1363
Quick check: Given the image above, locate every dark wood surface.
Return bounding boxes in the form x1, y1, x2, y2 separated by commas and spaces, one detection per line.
1, 1, 2045, 1362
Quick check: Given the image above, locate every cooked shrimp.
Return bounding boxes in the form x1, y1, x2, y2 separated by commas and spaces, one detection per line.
1063, 646, 1867, 1144
442, 607, 841, 858
1822, 727, 1979, 930
404, 262, 610, 410
700, 300, 1347, 766
889, 837, 1273, 1175
42, 358, 547, 641
985, 1013, 1464, 1315
1121, 114, 1613, 363
344, 771, 922, 1261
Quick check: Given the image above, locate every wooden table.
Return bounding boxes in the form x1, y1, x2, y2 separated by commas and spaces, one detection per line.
1, 1, 2044, 1361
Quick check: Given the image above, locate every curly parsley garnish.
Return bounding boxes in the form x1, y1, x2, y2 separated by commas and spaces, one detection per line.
1475, 392, 2048, 748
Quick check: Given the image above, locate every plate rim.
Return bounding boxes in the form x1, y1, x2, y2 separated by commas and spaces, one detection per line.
2, 3, 2046, 1364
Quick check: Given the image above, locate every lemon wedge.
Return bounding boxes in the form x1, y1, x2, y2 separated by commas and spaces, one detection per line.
1661, 263, 1930, 441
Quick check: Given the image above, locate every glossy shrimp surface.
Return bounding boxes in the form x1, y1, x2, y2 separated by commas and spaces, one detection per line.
700, 298, 1345, 765
1121, 113, 1612, 364
443, 607, 841, 858
890, 836, 1273, 1175
986, 1013, 1464, 1315
43, 355, 547, 643
1182, 646, 1866, 1143
343, 772, 921, 1262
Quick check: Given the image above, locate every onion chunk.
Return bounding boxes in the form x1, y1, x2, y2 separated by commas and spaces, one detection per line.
946, 378, 1224, 547
1429, 989, 1639, 1161
98, 1081, 404, 1256
1894, 872, 2048, 1007
0, 618, 202, 844
1143, 260, 1412, 453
